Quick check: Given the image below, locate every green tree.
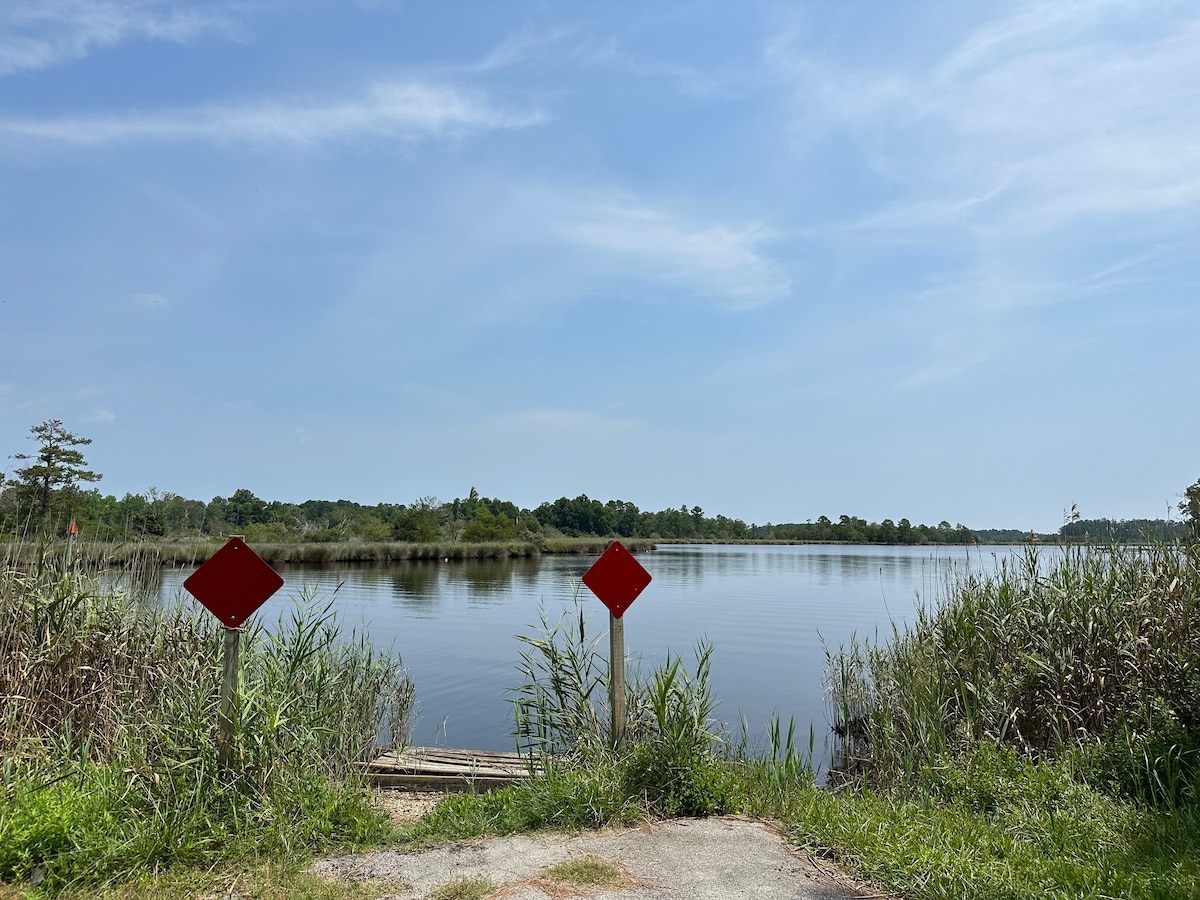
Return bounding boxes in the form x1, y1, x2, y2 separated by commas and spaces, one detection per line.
878, 518, 898, 544
9, 419, 101, 524
225, 488, 269, 529
392, 497, 443, 542
461, 507, 516, 542
116, 491, 165, 536
1182, 478, 1200, 541
354, 511, 391, 542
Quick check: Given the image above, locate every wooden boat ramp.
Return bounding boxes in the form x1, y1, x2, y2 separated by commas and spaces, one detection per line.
362, 746, 541, 791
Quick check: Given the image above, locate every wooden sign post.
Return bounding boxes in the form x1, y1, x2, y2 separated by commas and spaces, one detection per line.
183, 537, 284, 768
219, 626, 241, 767
608, 611, 627, 745
581, 542, 652, 747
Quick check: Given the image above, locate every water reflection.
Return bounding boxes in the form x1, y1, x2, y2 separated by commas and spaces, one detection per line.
389, 561, 442, 602
450, 558, 517, 600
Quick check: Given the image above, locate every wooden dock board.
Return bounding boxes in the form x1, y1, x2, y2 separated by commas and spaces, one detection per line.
362, 746, 541, 792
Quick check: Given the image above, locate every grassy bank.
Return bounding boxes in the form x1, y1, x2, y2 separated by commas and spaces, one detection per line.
0, 556, 414, 897
402, 544, 1200, 898
0, 538, 656, 569
6, 543, 1199, 898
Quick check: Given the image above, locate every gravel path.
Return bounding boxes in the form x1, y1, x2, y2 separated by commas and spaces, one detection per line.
314, 815, 892, 899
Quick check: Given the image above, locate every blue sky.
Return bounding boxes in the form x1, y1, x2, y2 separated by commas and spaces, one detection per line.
1, 0, 1197, 532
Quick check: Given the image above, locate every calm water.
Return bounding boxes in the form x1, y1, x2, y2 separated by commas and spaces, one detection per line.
153, 544, 1026, 755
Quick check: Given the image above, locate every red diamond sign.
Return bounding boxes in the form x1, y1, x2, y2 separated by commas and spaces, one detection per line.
582, 541, 652, 619
183, 537, 284, 627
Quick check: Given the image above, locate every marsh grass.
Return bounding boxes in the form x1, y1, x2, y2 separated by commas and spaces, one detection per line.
509, 588, 782, 820
826, 544, 1200, 800
399, 591, 740, 845
0, 551, 414, 895
512, 593, 609, 761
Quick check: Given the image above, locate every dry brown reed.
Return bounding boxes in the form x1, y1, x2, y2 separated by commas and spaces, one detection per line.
0, 544, 415, 775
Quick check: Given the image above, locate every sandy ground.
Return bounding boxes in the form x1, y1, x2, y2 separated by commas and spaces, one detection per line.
319, 798, 896, 900
371, 789, 448, 825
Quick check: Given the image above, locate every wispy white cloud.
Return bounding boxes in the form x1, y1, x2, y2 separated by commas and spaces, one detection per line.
618, 55, 750, 100
468, 24, 749, 99
0, 0, 243, 76
353, 181, 790, 319
768, 1, 1200, 387
560, 198, 790, 310
470, 26, 575, 71
776, 2, 1200, 229
0, 80, 545, 147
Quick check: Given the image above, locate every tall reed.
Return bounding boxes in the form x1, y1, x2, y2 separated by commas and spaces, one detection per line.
511, 588, 740, 817
825, 544, 1200, 802
0, 552, 414, 892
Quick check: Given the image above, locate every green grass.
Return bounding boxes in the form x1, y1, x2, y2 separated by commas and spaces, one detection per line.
46, 862, 400, 900
542, 854, 624, 886
783, 749, 1200, 899
0, 555, 414, 896
426, 876, 495, 900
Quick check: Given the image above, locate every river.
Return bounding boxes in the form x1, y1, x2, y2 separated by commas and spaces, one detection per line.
152, 543, 1027, 759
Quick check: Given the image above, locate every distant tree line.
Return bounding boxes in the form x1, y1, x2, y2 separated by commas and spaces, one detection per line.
749, 515, 978, 545
4, 419, 1198, 546
1058, 518, 1189, 544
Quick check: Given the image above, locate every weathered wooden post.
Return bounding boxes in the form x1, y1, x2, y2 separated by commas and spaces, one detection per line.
219, 626, 242, 767
183, 537, 284, 769
581, 541, 651, 748
608, 611, 627, 745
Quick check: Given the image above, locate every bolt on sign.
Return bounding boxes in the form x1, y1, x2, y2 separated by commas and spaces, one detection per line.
184, 536, 284, 627
582, 541, 652, 746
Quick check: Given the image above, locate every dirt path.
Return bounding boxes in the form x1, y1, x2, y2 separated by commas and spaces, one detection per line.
314, 815, 893, 899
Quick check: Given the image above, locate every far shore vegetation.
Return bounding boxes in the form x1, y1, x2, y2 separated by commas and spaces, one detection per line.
3, 420, 1192, 558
